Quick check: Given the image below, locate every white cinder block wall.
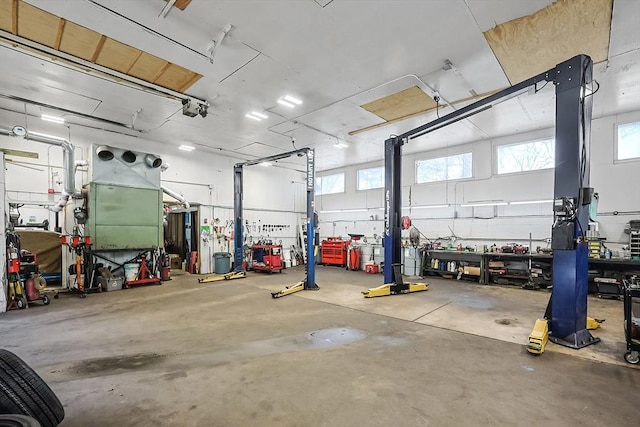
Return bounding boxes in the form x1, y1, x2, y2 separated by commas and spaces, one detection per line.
316, 110, 640, 252
0, 109, 308, 249
2, 109, 639, 255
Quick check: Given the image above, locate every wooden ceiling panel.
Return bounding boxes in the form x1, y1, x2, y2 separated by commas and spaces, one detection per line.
128, 53, 168, 82
17, 1, 60, 48
154, 64, 202, 92
484, 0, 613, 84
7, 0, 202, 94
59, 21, 103, 61
361, 86, 437, 121
165, 0, 192, 11
0, 0, 14, 33
95, 38, 142, 73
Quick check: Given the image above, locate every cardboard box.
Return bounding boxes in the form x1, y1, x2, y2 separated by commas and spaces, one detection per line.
488, 261, 504, 268
463, 266, 481, 276
169, 254, 182, 269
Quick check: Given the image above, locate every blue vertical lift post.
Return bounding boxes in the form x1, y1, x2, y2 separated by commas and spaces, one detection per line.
362, 54, 599, 351
227, 148, 319, 297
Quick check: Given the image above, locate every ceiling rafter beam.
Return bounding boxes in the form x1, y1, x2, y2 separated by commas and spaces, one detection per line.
54, 18, 65, 50
11, 0, 18, 35
90, 35, 107, 62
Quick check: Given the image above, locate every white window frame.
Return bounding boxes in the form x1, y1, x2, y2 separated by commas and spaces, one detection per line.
316, 172, 345, 195
615, 121, 640, 162
357, 166, 384, 191
495, 138, 555, 175
415, 152, 473, 184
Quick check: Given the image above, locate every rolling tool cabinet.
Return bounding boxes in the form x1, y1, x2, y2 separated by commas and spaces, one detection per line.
321, 237, 349, 267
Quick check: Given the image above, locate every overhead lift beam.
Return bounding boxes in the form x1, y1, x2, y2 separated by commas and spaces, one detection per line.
366, 54, 599, 350
230, 148, 319, 297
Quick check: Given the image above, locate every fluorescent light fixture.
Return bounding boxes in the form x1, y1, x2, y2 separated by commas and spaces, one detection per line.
402, 204, 450, 209
251, 111, 268, 119
334, 142, 348, 148
319, 207, 383, 214
460, 202, 508, 207
27, 131, 65, 141
179, 144, 195, 152
277, 99, 295, 108
41, 114, 65, 124
260, 162, 272, 167
509, 199, 553, 205
245, 113, 262, 121
283, 95, 302, 105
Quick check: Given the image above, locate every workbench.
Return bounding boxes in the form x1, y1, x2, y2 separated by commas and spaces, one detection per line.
422, 250, 640, 295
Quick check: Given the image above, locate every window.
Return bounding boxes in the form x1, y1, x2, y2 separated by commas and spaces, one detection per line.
357, 166, 383, 190
617, 121, 640, 161
316, 173, 344, 195
497, 139, 554, 174
416, 152, 472, 183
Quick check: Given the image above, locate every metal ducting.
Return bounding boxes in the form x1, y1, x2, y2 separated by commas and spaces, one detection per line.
161, 186, 190, 209
96, 145, 115, 161
122, 150, 137, 163
145, 154, 162, 169
23, 131, 79, 213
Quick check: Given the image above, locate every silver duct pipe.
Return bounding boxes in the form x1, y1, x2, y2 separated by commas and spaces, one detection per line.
161, 186, 190, 209
1, 127, 80, 212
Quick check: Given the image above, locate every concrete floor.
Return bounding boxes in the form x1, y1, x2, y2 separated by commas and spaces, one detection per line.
1, 265, 638, 427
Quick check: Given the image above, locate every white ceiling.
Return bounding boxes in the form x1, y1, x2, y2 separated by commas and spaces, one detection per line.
0, 0, 639, 171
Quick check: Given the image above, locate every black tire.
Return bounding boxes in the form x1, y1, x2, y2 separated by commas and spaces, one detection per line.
0, 414, 41, 427
624, 351, 639, 364
16, 299, 25, 310
0, 350, 65, 427
42, 295, 50, 306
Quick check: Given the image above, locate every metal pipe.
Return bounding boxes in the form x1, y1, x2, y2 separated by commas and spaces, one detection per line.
161, 186, 190, 209
2, 126, 79, 212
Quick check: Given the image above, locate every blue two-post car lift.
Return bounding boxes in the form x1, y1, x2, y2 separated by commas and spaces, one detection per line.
228, 148, 319, 297
362, 54, 599, 351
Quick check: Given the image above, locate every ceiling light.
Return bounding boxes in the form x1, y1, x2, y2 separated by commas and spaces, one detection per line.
334, 142, 348, 148
509, 199, 553, 205
245, 113, 262, 121
460, 202, 507, 207
179, 144, 195, 152
283, 95, 302, 105
277, 99, 295, 108
402, 204, 450, 209
251, 112, 268, 119
41, 114, 65, 124
260, 162, 272, 167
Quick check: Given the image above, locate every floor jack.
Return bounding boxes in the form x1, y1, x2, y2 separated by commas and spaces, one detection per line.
198, 270, 246, 283
362, 264, 428, 298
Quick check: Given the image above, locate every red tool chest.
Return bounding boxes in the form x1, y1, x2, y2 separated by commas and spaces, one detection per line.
321, 237, 349, 266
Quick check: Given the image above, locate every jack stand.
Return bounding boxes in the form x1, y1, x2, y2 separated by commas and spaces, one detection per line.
271, 279, 319, 299
199, 270, 246, 283
362, 264, 428, 298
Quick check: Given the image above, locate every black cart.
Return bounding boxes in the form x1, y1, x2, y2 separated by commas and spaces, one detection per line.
623, 277, 640, 364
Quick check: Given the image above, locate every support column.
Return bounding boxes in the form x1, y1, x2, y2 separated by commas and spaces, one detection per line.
305, 149, 318, 290
233, 165, 244, 272
550, 54, 599, 349
383, 137, 403, 286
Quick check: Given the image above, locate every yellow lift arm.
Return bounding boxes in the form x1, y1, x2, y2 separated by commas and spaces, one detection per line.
198, 270, 246, 283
